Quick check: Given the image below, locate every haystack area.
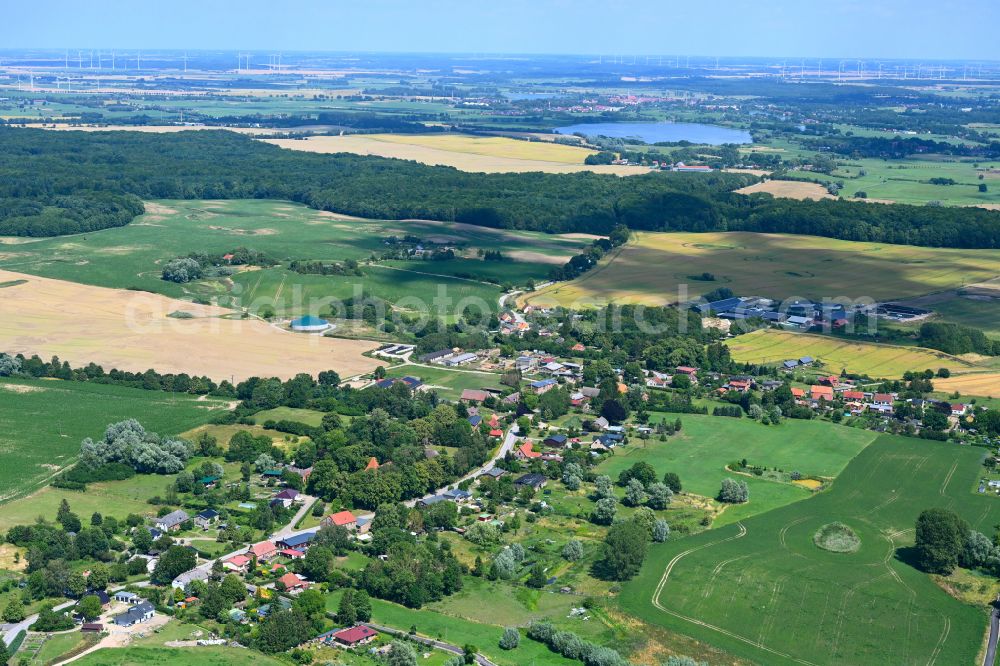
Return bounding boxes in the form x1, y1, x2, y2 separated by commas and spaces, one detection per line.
0, 269, 380, 381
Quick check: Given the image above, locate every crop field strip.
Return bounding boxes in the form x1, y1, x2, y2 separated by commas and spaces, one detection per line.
522, 231, 1000, 309
619, 435, 995, 665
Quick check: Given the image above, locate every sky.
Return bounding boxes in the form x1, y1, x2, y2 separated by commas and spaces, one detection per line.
4, 0, 999, 60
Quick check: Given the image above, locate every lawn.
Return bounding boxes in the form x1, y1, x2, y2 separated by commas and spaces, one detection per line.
725, 329, 979, 380
619, 434, 998, 665
596, 413, 877, 523
0, 377, 227, 505
28, 632, 97, 665
384, 365, 504, 401
521, 230, 1000, 308
251, 407, 326, 427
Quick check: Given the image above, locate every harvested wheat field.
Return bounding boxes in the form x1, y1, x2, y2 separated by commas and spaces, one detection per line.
265, 134, 648, 175
0, 269, 380, 381
934, 373, 1000, 398
521, 231, 1000, 308
735, 179, 834, 200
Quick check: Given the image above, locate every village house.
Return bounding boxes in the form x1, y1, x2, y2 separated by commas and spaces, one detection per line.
515, 441, 542, 460
154, 510, 189, 533
278, 572, 309, 593
248, 540, 279, 562
113, 600, 155, 627
322, 510, 358, 531
194, 509, 219, 529
325, 625, 379, 648
530, 378, 558, 395
514, 473, 548, 491
271, 488, 300, 509
810, 385, 835, 402
223, 554, 252, 573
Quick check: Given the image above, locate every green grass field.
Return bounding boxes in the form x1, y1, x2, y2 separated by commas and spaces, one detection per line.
619, 434, 997, 665
324, 589, 577, 666
384, 365, 503, 400
251, 406, 326, 427
72, 647, 285, 666
0, 377, 227, 505
725, 329, 980, 379
596, 414, 877, 524
831, 157, 1000, 207
0, 199, 580, 315
522, 231, 1000, 308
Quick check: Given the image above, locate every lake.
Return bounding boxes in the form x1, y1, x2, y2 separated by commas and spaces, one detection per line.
553, 121, 752, 145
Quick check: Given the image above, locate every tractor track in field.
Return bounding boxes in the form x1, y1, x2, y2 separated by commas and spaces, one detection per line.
650, 523, 821, 666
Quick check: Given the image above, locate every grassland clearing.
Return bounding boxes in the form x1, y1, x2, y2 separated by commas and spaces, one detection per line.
619, 434, 996, 665
596, 414, 876, 524
0, 269, 381, 381
521, 231, 1000, 308
735, 180, 834, 200
725, 329, 979, 380
0, 199, 577, 314
0, 377, 224, 507
265, 133, 648, 175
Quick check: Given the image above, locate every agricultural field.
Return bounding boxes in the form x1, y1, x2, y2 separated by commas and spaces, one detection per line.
0, 199, 581, 314
735, 179, 834, 201
619, 434, 996, 666
725, 329, 982, 380
0, 377, 225, 506
596, 414, 877, 524
265, 133, 648, 175
521, 231, 1000, 308
830, 157, 1000, 207
0, 269, 381, 381
72, 647, 285, 666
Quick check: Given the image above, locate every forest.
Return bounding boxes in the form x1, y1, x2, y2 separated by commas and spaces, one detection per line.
1, 127, 999, 248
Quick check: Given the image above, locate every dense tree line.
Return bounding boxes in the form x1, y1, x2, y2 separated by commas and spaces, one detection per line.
918, 322, 999, 355
5, 127, 998, 248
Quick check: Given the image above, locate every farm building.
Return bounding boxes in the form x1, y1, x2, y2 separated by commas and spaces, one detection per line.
289, 315, 331, 332
460, 388, 490, 403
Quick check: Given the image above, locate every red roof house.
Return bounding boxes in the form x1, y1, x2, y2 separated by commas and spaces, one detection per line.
810, 385, 834, 401
278, 572, 308, 592
515, 441, 542, 460
248, 541, 278, 561
331, 625, 378, 647
842, 391, 865, 402
322, 510, 358, 530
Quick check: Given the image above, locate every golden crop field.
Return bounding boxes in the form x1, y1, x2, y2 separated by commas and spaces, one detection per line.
0, 269, 381, 381
735, 179, 835, 200
264, 133, 648, 175
725, 329, 979, 380
521, 231, 1000, 308
934, 373, 1000, 398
